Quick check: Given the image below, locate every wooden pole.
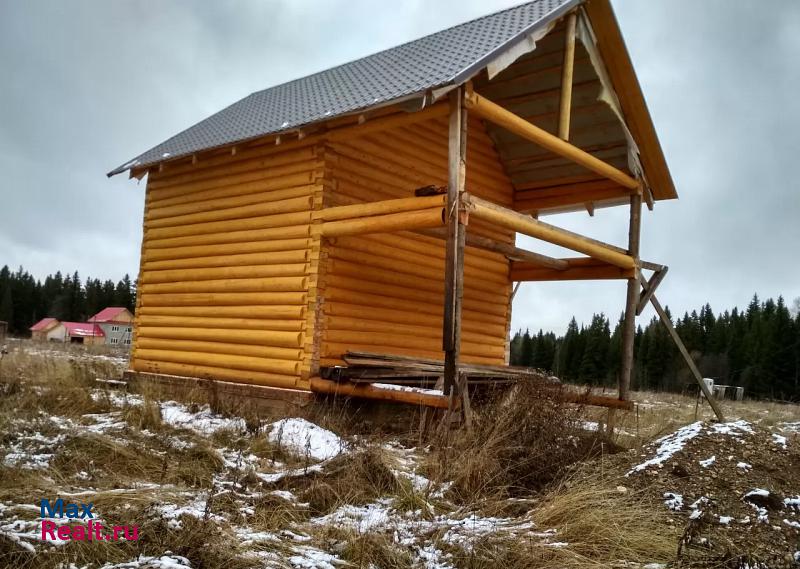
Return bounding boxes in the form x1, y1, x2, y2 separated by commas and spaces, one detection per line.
644, 288, 726, 422
464, 91, 639, 190
443, 88, 468, 397
558, 12, 578, 140
619, 192, 642, 401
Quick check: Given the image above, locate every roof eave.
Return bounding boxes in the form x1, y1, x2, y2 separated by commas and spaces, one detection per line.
583, 0, 677, 201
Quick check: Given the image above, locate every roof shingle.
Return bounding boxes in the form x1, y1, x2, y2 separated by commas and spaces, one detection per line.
109, 0, 575, 176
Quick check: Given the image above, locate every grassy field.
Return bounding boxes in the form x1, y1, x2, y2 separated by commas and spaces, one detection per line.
0, 340, 797, 568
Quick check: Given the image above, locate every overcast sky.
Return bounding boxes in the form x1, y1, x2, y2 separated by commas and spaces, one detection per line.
1, 0, 798, 334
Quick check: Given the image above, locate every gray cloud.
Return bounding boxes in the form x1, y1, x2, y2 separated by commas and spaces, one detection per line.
1, 0, 797, 334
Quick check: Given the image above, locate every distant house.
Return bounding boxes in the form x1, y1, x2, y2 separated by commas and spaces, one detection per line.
88, 307, 134, 347
60, 322, 106, 345
30, 318, 63, 342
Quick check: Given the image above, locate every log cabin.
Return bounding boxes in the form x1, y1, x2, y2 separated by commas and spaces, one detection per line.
109, 0, 678, 411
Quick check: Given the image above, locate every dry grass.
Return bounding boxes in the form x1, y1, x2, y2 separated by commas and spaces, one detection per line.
299, 445, 400, 515
429, 381, 614, 504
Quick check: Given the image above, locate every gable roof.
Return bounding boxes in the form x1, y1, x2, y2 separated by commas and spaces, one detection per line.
108, 0, 577, 177
88, 307, 131, 323
30, 317, 59, 332
63, 322, 105, 337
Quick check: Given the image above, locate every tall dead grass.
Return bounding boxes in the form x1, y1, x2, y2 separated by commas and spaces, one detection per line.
429, 381, 615, 504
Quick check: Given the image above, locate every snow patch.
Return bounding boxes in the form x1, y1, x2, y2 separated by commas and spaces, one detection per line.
699, 455, 716, 468
160, 401, 246, 435
663, 492, 683, 511
267, 418, 344, 461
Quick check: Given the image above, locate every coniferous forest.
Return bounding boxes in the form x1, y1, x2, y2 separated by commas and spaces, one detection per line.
0, 265, 136, 334
511, 295, 800, 401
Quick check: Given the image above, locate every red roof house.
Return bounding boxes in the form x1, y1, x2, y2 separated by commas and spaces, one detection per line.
88, 307, 134, 323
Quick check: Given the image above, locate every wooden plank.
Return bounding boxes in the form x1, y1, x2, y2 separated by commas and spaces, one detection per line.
464, 89, 639, 190
443, 88, 468, 396
558, 12, 578, 140
619, 192, 642, 401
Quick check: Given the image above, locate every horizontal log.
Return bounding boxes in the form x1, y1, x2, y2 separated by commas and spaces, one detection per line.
137, 315, 303, 332
140, 276, 307, 295
319, 207, 445, 237
137, 337, 301, 361
146, 211, 311, 241
322, 330, 505, 359
314, 194, 445, 221
139, 291, 306, 307
143, 250, 308, 271
320, 343, 503, 366
561, 391, 635, 411
327, 260, 510, 307
464, 90, 639, 190
309, 377, 449, 408
323, 315, 503, 346
147, 186, 315, 221
135, 348, 299, 376
143, 239, 310, 263
141, 263, 308, 284
138, 304, 304, 320
145, 224, 311, 249
148, 166, 316, 200
511, 257, 636, 281
327, 103, 450, 142
133, 358, 300, 389
323, 287, 507, 327
152, 151, 321, 195
148, 196, 313, 229
323, 301, 507, 336
466, 194, 635, 269
331, 235, 508, 285
137, 326, 303, 348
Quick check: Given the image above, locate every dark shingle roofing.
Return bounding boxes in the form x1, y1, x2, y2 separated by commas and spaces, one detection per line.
109, 0, 576, 176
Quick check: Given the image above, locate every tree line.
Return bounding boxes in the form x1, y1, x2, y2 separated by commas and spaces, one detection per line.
510, 295, 800, 401
0, 265, 136, 334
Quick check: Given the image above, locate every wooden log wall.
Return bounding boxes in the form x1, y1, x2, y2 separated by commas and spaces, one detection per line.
318, 114, 515, 367
132, 140, 327, 390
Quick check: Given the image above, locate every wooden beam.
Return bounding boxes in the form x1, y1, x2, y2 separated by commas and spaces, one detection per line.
315, 194, 445, 221
310, 377, 449, 409
464, 90, 639, 190
511, 257, 634, 281
443, 89, 468, 397
636, 265, 668, 316
319, 207, 445, 237
619, 192, 642, 401
419, 228, 568, 270
558, 12, 578, 140
466, 194, 635, 269
644, 288, 725, 422
562, 390, 634, 411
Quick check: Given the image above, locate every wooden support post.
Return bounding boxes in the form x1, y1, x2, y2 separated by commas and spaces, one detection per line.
558, 12, 578, 140
443, 88, 468, 397
644, 287, 726, 422
619, 192, 642, 401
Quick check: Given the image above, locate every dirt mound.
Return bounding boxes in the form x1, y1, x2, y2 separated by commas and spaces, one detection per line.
623, 419, 800, 567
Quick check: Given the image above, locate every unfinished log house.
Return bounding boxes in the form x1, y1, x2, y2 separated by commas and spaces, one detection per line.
110, 0, 677, 409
